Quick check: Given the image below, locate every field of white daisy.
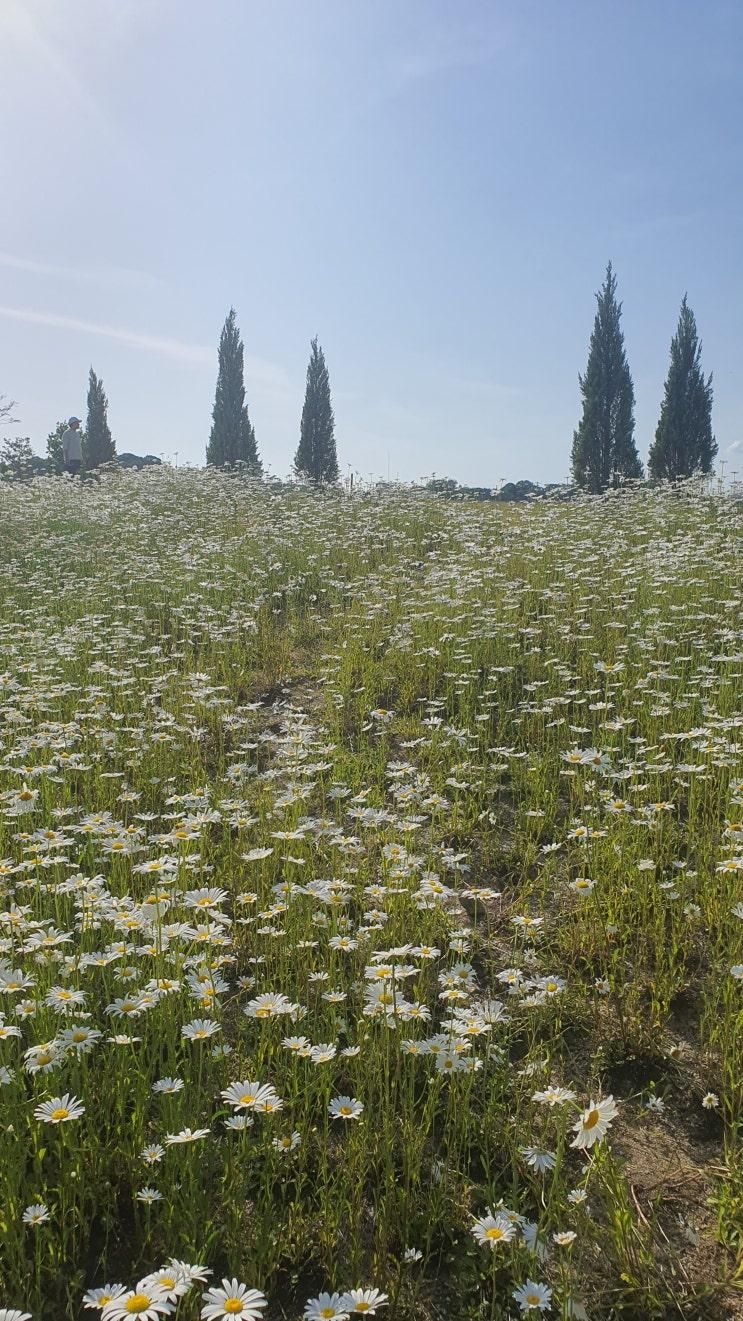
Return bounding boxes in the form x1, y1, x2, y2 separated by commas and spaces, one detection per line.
0, 469, 742, 1321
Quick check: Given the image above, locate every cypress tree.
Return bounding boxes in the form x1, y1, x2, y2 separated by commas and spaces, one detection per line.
84, 368, 115, 469
648, 296, 716, 481
294, 337, 339, 484
571, 264, 643, 492
206, 309, 261, 471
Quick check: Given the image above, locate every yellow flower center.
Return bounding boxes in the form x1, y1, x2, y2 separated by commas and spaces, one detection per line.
583, 1108, 600, 1129
320, 1310, 335, 1319
339, 1106, 352, 1115
485, 1226, 504, 1239
50, 1107, 70, 1121
239, 1094, 256, 1105
224, 1301, 243, 1315
125, 1296, 151, 1314
72, 1031, 87, 1042
526, 1295, 540, 1306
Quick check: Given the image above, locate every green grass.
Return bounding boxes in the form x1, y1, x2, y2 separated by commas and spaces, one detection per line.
0, 469, 741, 1320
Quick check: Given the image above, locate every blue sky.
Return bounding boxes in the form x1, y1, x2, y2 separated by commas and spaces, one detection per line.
2, 0, 742, 483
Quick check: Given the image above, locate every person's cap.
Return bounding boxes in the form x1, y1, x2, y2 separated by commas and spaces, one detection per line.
68, 416, 81, 425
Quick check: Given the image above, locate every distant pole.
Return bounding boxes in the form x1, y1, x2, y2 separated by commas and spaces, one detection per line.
174, 450, 179, 468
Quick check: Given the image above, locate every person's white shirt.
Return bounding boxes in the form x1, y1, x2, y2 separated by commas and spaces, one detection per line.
62, 427, 82, 463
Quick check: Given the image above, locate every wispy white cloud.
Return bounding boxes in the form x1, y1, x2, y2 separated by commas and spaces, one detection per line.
386, 26, 506, 92
725, 440, 741, 453
3, 0, 118, 143
0, 305, 292, 390
246, 356, 293, 394
0, 305, 211, 366
0, 250, 162, 289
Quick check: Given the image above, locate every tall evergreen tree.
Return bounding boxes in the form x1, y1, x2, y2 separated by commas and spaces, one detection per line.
206, 309, 261, 471
294, 337, 338, 484
648, 296, 716, 481
571, 264, 643, 492
84, 369, 115, 469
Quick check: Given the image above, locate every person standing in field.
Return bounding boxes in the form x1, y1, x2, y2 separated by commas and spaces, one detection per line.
61, 416, 82, 475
